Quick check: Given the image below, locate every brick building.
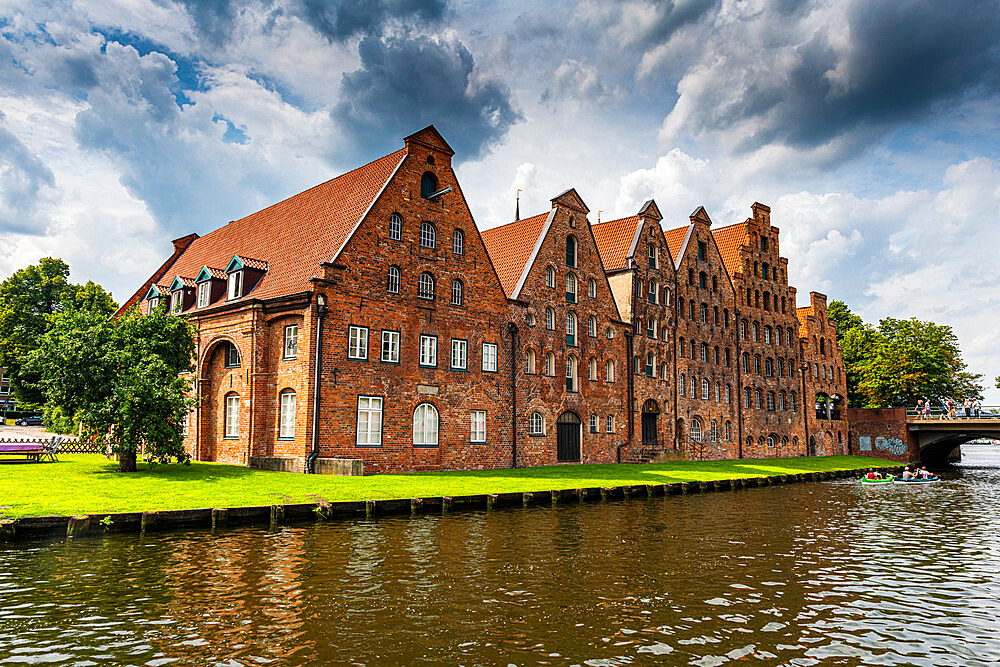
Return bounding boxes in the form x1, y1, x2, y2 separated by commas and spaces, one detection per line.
122, 125, 852, 473
797, 292, 849, 455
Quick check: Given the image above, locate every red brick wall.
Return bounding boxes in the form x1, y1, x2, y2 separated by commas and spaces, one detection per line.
847, 408, 919, 463
799, 292, 849, 455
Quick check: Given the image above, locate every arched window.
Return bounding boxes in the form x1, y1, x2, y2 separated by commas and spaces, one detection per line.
711, 420, 718, 441
764, 326, 771, 344
588, 315, 597, 337
743, 388, 751, 408
699, 271, 707, 288
420, 171, 438, 198
777, 359, 784, 378
767, 391, 776, 412
679, 374, 686, 395
566, 273, 577, 303
746, 436, 754, 450
714, 306, 719, 325
700, 343, 708, 362
752, 322, 759, 341
589, 413, 598, 433
765, 358, 774, 376
278, 389, 296, 439
754, 355, 761, 374
701, 378, 709, 400
224, 392, 240, 438
679, 338, 685, 357
526, 348, 536, 374
545, 266, 556, 288
589, 357, 598, 380
690, 376, 696, 398
451, 279, 463, 305
545, 307, 555, 330
388, 213, 402, 240
776, 328, 782, 346
566, 311, 577, 346
417, 272, 435, 299
648, 279, 658, 304
820, 338, 826, 355
419, 221, 436, 249
755, 388, 763, 409
387, 265, 400, 294
452, 228, 464, 255
742, 353, 749, 373
566, 355, 578, 392
714, 346, 720, 364
566, 236, 577, 267
529, 412, 545, 435
526, 313, 535, 327
588, 278, 597, 298
723, 309, 729, 328
726, 384, 732, 403
778, 391, 786, 410
646, 352, 656, 377
700, 303, 708, 323
790, 391, 797, 411
606, 359, 615, 382
413, 403, 439, 446
691, 418, 703, 442
715, 382, 721, 402
545, 352, 555, 376
725, 421, 732, 440
787, 328, 794, 346
767, 435, 776, 448
740, 320, 747, 339
661, 361, 668, 378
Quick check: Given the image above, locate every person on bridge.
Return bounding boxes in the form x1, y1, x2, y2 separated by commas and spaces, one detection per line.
916, 399, 924, 419
923, 400, 932, 420
973, 398, 981, 419
964, 398, 972, 418
940, 399, 950, 419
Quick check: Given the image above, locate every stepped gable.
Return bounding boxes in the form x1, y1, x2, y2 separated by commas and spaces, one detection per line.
132, 147, 406, 305
711, 221, 750, 278
480, 211, 550, 298
591, 215, 641, 272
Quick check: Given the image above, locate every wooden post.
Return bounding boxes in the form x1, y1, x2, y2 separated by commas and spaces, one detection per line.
140, 511, 158, 533
576, 488, 585, 502
211, 508, 228, 530
1, 519, 15, 541
365, 500, 375, 517
522, 492, 532, 507
550, 490, 559, 505
487, 494, 498, 509
410, 498, 423, 513
270, 505, 284, 527
442, 496, 453, 512
600, 487, 611, 501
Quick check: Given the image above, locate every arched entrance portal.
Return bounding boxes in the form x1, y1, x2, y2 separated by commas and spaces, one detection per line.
557, 411, 582, 462
641, 399, 660, 448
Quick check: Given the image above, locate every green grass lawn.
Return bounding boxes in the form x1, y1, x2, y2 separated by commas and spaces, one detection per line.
0, 454, 897, 519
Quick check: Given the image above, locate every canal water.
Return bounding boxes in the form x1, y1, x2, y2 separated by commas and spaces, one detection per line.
2, 448, 1000, 666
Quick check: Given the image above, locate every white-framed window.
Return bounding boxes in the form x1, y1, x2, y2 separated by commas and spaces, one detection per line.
348, 326, 369, 360
227, 271, 242, 300
715, 383, 721, 402
283, 324, 298, 359
690, 417, 702, 442
545, 352, 555, 376
381, 330, 400, 363
451, 279, 464, 306
0, 385, 8, 396
387, 266, 400, 294
451, 339, 468, 370
606, 359, 615, 382
225, 342, 240, 368
525, 348, 536, 374
647, 318, 656, 339
471, 410, 486, 443
648, 279, 658, 304
588, 316, 597, 337
646, 352, 655, 377
278, 390, 296, 439
606, 415, 614, 433
545, 266, 556, 288
701, 378, 710, 400
711, 420, 719, 442
170, 291, 183, 313
419, 335, 437, 367
648, 243, 657, 269
566, 355, 578, 392
679, 374, 685, 395
224, 394, 239, 438
526, 312, 535, 327
545, 307, 555, 330
566, 311, 577, 346
356, 396, 383, 446
606, 326, 614, 339
419, 221, 436, 249
418, 272, 435, 299
566, 273, 577, 303
661, 361, 668, 378
589, 414, 598, 433
197, 282, 210, 308
388, 213, 402, 240
482, 342, 498, 372
529, 412, 545, 435
413, 403, 439, 446
588, 278, 597, 298
452, 228, 464, 255
589, 357, 598, 380
726, 384, 732, 404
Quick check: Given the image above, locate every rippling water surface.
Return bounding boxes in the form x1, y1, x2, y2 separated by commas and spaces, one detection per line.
3, 448, 1000, 666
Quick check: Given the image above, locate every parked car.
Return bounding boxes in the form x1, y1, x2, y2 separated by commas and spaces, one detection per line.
15, 415, 42, 426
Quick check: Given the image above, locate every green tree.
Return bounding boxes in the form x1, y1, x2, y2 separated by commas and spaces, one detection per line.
26, 306, 195, 472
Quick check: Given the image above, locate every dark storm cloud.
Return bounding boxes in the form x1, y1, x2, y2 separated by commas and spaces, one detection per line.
633, 0, 716, 48
172, 0, 245, 45
0, 115, 55, 235
333, 35, 521, 160
298, 0, 447, 41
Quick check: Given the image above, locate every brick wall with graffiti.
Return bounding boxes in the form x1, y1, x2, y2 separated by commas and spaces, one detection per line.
847, 408, 920, 463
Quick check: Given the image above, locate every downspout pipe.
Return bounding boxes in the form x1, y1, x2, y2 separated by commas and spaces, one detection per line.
619, 328, 635, 463
507, 321, 519, 468
306, 292, 328, 474
735, 308, 743, 459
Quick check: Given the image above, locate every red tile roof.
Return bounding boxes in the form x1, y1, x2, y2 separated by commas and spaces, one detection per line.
199, 267, 227, 281
136, 147, 406, 305
481, 212, 550, 298
711, 222, 750, 278
663, 224, 690, 263
233, 255, 269, 272
591, 215, 640, 272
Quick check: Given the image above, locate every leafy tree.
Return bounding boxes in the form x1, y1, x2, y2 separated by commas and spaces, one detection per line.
26, 306, 195, 472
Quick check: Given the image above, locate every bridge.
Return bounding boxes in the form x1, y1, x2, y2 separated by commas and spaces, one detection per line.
849, 407, 1000, 467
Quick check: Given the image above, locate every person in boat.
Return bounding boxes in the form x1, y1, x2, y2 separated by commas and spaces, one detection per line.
901, 468, 914, 479
919, 467, 933, 479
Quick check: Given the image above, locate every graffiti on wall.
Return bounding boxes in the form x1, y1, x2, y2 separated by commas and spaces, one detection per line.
874, 435, 906, 456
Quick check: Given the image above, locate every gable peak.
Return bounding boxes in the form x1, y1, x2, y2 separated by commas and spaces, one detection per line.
404, 125, 455, 156
638, 199, 662, 222
550, 188, 590, 214
690, 205, 712, 225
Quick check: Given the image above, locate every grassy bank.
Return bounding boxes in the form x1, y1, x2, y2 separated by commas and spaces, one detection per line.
0, 454, 896, 520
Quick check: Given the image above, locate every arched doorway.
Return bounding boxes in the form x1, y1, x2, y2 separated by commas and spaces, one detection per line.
641, 399, 659, 448
808, 435, 817, 457
557, 411, 582, 462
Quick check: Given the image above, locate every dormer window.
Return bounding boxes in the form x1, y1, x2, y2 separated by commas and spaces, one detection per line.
228, 271, 243, 300
171, 291, 183, 314
148, 296, 161, 311
144, 284, 167, 314
197, 282, 210, 308
224, 255, 268, 302
194, 266, 226, 309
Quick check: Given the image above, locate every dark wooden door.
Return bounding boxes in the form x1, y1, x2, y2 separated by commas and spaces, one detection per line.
557, 419, 580, 462
641, 413, 658, 447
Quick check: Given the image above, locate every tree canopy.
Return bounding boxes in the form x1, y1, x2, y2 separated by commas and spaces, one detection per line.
828, 300, 982, 408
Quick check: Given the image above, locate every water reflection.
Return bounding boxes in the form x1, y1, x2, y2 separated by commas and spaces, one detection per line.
2, 446, 1000, 665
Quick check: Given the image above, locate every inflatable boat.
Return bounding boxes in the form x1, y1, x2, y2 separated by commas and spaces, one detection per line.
892, 476, 940, 484
860, 477, 893, 485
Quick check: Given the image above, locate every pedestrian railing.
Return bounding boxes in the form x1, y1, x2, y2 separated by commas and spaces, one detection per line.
0, 436, 104, 453
905, 407, 1000, 420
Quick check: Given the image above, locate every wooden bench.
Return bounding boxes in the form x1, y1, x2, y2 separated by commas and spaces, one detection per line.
0, 442, 44, 462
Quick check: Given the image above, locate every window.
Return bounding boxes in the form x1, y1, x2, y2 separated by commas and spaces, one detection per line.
678, 338, 685, 357
589, 357, 598, 381
588, 278, 597, 298
778, 392, 786, 410
725, 348, 731, 366
545, 352, 555, 376
646, 353, 655, 377
565, 355, 579, 392
691, 418, 703, 442
170, 291, 183, 314
420, 171, 439, 199
387, 266, 400, 294
790, 392, 797, 411
545, 307, 555, 330
647, 318, 656, 339
701, 378, 709, 400
197, 282, 210, 308
723, 309, 729, 328
725, 421, 732, 440
715, 382, 721, 402
755, 389, 763, 410
740, 320, 747, 339
648, 279, 658, 304
700, 343, 708, 362
752, 323, 759, 341
589, 414, 598, 433
765, 358, 774, 376
566, 273, 577, 303
419, 335, 437, 367
419, 222, 436, 249
564, 312, 577, 346
451, 339, 468, 370
588, 316, 597, 337
776, 328, 782, 346
546, 266, 556, 288
389, 213, 402, 240
606, 359, 615, 382
697, 241, 707, 260
529, 412, 545, 435
767, 435, 776, 448
526, 312, 535, 327
713, 346, 720, 364
348, 326, 369, 360
525, 348, 536, 374
418, 272, 435, 299
743, 388, 751, 408
482, 343, 498, 372
452, 229, 464, 255
566, 236, 577, 267
689, 301, 695, 319
278, 390, 296, 439
283, 325, 298, 359
606, 415, 614, 433
741, 353, 749, 373
679, 374, 686, 395
699, 272, 707, 288
382, 330, 400, 363
767, 391, 776, 412
227, 271, 242, 300
700, 303, 708, 323
451, 279, 464, 306
661, 361, 668, 378
725, 384, 731, 404
471, 410, 486, 443
711, 420, 719, 441
606, 326, 614, 340
225, 342, 241, 368
413, 403, 439, 446
648, 243, 657, 268
754, 355, 761, 374
224, 394, 239, 437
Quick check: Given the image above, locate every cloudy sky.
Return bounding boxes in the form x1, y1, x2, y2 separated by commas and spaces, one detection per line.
1, 0, 999, 397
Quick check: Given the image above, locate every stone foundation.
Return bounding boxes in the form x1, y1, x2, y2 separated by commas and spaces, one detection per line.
250, 456, 303, 473
316, 457, 364, 476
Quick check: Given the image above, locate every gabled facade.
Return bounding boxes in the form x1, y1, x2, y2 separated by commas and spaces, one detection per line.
797, 292, 849, 455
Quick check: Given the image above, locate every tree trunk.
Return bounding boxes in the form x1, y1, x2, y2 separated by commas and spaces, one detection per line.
118, 449, 137, 472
